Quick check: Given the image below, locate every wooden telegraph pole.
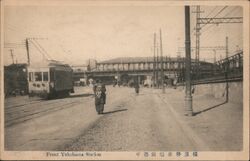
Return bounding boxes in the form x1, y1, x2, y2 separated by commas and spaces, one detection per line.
225, 36, 229, 102
156, 38, 159, 88
153, 33, 156, 87
185, 6, 193, 116
25, 38, 30, 65
159, 29, 165, 93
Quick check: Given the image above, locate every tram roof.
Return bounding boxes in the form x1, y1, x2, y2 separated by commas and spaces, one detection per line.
28, 60, 71, 68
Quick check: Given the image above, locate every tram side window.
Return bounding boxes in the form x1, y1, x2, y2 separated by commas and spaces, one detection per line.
50, 70, 54, 81
35, 72, 42, 81
43, 72, 48, 81
29, 72, 33, 81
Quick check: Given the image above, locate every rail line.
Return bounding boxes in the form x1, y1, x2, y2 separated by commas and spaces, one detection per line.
5, 98, 81, 119
5, 99, 44, 109
5, 97, 80, 114
6, 100, 57, 115
177, 75, 242, 86
5, 100, 82, 127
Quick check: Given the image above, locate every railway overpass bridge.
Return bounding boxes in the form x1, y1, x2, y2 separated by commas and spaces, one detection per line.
73, 50, 243, 85
73, 57, 213, 84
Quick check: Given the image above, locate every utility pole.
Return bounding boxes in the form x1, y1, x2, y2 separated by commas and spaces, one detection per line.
156, 44, 159, 88
177, 38, 182, 58
25, 38, 30, 65
185, 6, 193, 116
177, 38, 182, 81
195, 6, 201, 80
10, 49, 14, 64
213, 49, 217, 63
225, 36, 229, 102
213, 49, 217, 75
226, 36, 229, 59
153, 33, 156, 87
159, 29, 165, 93
196, 6, 243, 79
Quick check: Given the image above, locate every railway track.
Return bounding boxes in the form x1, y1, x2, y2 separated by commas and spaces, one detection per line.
4, 97, 42, 108
4, 95, 91, 127
177, 75, 242, 86
4, 87, 94, 128
5, 97, 77, 114
5, 100, 82, 127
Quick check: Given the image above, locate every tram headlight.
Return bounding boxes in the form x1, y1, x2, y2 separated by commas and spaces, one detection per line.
50, 82, 54, 88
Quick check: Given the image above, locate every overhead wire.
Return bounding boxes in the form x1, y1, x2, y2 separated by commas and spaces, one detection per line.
200, 6, 228, 29
32, 39, 52, 60
200, 6, 234, 39
197, 6, 230, 61
223, 7, 239, 17
4, 42, 26, 49
192, 6, 224, 37
29, 40, 50, 60
204, 6, 218, 18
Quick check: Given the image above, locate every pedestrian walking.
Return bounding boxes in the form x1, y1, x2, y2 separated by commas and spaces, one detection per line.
134, 81, 140, 95
94, 80, 106, 114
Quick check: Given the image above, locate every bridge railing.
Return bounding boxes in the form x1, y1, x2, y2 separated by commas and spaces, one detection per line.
177, 51, 243, 85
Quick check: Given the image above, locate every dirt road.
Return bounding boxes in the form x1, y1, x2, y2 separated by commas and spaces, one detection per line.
61, 87, 208, 151
5, 86, 241, 151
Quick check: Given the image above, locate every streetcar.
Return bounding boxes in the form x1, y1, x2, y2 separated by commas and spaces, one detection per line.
4, 63, 28, 97
27, 60, 74, 99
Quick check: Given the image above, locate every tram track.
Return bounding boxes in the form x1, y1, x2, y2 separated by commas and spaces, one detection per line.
5, 100, 82, 127
5, 99, 44, 109
5, 97, 80, 114
4, 88, 94, 128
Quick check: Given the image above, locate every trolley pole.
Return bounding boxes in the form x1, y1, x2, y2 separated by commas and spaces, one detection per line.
159, 29, 165, 93
25, 38, 30, 65
184, 6, 193, 116
10, 49, 14, 64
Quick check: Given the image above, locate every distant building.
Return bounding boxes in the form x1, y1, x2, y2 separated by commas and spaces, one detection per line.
71, 65, 89, 86
71, 65, 88, 73
86, 59, 97, 71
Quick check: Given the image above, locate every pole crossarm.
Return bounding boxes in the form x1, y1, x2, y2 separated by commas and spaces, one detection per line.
179, 46, 226, 51
198, 17, 243, 24
199, 46, 226, 50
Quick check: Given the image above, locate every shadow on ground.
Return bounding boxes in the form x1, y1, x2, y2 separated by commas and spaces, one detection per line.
103, 109, 128, 115
69, 93, 94, 98
193, 100, 227, 116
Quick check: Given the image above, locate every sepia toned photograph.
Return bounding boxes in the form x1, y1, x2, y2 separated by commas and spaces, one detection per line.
0, 0, 249, 160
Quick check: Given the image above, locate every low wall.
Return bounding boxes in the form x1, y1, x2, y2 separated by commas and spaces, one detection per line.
192, 82, 243, 104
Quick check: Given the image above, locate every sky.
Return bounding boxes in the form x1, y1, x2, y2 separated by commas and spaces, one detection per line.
3, 3, 243, 66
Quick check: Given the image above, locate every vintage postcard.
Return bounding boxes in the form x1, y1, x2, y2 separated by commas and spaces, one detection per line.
0, 0, 249, 160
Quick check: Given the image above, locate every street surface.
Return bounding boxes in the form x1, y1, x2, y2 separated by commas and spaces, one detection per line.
5, 86, 242, 151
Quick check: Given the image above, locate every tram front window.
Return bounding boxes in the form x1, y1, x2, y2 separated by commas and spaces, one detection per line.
35, 72, 42, 81
43, 72, 48, 81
